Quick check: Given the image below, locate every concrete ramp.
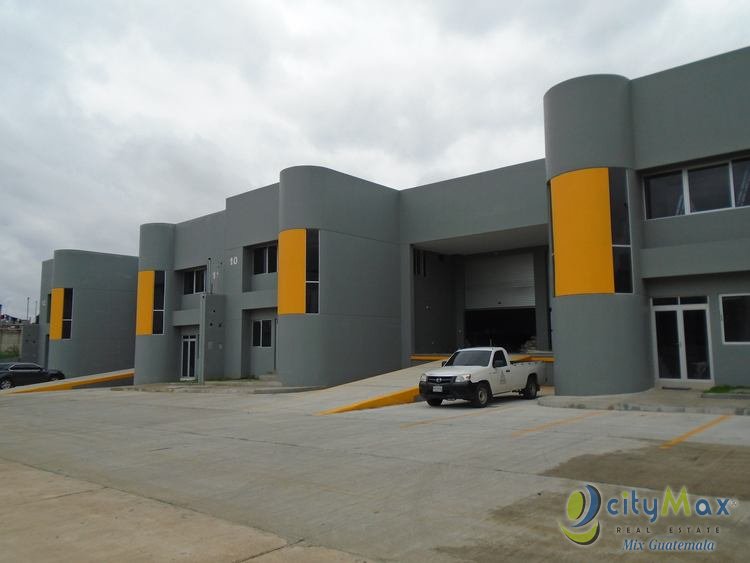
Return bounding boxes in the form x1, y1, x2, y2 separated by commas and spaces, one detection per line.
0, 369, 134, 395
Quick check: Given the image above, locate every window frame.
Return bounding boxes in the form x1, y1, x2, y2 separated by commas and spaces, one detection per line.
305, 229, 320, 314
182, 267, 206, 295
719, 293, 750, 345
152, 270, 165, 335
252, 244, 278, 275
252, 319, 272, 348
643, 156, 749, 220
61, 288, 73, 339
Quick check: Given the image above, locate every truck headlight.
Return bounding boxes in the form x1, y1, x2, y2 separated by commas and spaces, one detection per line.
420, 374, 427, 382
454, 374, 472, 383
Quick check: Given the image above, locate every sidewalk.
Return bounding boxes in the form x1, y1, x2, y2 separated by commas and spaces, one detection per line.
539, 387, 750, 416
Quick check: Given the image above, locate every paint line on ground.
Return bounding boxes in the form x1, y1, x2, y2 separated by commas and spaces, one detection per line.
659, 414, 732, 449
400, 405, 522, 429
511, 410, 606, 437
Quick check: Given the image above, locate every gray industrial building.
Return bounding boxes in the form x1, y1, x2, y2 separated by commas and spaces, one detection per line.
35, 250, 138, 377
32, 47, 749, 395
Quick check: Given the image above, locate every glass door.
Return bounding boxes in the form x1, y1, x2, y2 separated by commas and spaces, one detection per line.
180, 335, 198, 380
652, 297, 712, 382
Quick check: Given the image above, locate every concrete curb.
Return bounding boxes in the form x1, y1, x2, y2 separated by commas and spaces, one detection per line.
700, 392, 750, 400
114, 385, 322, 395
318, 386, 422, 415
538, 395, 750, 416
1, 370, 134, 395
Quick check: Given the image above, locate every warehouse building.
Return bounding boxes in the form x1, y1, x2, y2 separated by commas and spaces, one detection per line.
36, 250, 138, 377
36, 47, 749, 395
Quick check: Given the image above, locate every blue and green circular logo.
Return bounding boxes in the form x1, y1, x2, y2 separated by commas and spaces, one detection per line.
559, 484, 601, 546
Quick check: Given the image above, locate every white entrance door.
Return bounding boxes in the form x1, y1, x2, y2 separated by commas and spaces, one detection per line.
651, 297, 713, 382
180, 335, 198, 381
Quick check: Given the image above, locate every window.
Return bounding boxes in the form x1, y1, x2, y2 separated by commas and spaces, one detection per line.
733, 158, 750, 207
721, 294, 750, 343
609, 168, 632, 293
252, 320, 272, 347
62, 288, 73, 339
253, 244, 278, 275
645, 171, 684, 218
153, 270, 165, 335
183, 267, 206, 295
306, 229, 319, 313
492, 351, 507, 368
46, 293, 51, 323
644, 156, 750, 219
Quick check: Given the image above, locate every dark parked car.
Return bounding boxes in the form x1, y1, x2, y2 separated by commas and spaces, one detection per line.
0, 363, 65, 390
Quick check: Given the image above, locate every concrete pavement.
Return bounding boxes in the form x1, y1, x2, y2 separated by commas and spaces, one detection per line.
1, 383, 749, 561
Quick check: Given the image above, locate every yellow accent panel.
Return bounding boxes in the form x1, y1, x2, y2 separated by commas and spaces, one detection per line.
136, 270, 155, 336
278, 229, 307, 315
49, 288, 64, 340
551, 168, 614, 296
318, 387, 421, 415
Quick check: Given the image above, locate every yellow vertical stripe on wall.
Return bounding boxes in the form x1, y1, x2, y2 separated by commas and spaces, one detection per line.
49, 287, 65, 340
550, 168, 614, 296
278, 229, 307, 315
135, 270, 155, 335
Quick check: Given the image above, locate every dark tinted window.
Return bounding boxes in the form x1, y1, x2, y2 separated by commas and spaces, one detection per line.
252, 321, 261, 346
267, 245, 277, 273
154, 271, 165, 310
613, 247, 632, 294
733, 158, 750, 207
152, 310, 164, 335
722, 295, 750, 342
609, 168, 630, 245
305, 283, 319, 314
254, 247, 266, 274
306, 229, 319, 282
679, 296, 707, 304
194, 269, 205, 293
46, 293, 51, 323
688, 164, 731, 212
645, 171, 684, 218
445, 350, 491, 367
261, 320, 272, 347
183, 271, 194, 294
492, 351, 507, 367
62, 288, 73, 319
652, 297, 678, 306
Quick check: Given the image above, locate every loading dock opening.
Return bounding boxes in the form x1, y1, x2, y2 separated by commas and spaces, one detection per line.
464, 307, 536, 351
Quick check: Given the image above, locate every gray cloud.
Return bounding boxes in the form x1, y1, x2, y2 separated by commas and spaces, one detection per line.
1, 0, 749, 317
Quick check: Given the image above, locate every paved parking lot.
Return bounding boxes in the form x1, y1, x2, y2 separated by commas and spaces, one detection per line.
1, 385, 749, 561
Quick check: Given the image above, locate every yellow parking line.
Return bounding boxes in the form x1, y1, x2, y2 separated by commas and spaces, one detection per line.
400, 405, 522, 429
511, 411, 605, 437
659, 415, 732, 449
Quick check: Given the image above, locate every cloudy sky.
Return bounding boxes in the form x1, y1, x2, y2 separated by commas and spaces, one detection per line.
1, 0, 749, 318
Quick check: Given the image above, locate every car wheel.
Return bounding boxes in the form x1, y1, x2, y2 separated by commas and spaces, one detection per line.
471, 383, 491, 408
426, 398, 443, 407
0, 378, 14, 390
523, 377, 538, 400
49, 376, 60, 381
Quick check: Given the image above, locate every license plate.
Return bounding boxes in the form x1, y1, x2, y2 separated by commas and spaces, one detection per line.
432, 385, 443, 392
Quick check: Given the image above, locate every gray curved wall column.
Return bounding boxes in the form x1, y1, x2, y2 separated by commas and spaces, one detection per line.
544, 75, 651, 395
134, 223, 178, 384
276, 166, 401, 388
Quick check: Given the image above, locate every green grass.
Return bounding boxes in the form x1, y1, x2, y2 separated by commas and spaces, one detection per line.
705, 385, 750, 394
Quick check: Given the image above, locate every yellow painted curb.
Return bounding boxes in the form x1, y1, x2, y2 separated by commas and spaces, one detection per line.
5, 371, 134, 394
318, 386, 422, 415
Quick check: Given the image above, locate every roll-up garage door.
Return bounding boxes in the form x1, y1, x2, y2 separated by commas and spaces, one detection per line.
465, 252, 535, 309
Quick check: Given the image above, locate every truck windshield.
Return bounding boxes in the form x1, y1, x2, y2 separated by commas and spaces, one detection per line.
444, 350, 491, 367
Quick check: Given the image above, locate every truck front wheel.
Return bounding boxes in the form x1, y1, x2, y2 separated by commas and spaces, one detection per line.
471, 383, 491, 408
426, 398, 443, 407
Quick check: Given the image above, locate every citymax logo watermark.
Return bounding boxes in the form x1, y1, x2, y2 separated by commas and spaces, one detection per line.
559, 484, 736, 548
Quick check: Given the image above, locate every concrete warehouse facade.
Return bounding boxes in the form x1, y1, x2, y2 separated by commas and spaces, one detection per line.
34, 47, 749, 395
36, 250, 138, 377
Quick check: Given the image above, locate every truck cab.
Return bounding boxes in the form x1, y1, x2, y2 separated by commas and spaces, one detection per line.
418, 347, 541, 407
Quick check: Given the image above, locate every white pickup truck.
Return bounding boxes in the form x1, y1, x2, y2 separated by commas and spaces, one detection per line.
418, 347, 542, 407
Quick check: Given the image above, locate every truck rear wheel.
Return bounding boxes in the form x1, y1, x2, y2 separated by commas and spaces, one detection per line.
523, 376, 538, 400
471, 383, 491, 408
426, 398, 443, 407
